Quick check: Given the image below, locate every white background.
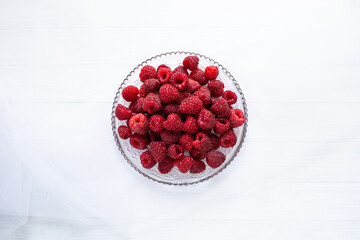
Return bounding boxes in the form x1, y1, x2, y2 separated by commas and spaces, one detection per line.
1, 0, 360, 239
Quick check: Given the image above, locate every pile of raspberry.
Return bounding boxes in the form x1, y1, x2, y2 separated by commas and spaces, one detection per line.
115, 56, 245, 174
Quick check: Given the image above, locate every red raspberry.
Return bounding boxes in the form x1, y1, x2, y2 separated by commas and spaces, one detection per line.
174, 156, 193, 173
197, 108, 216, 130
187, 78, 201, 93
229, 109, 245, 128
206, 150, 225, 168
179, 96, 203, 115
205, 66, 219, 81
183, 56, 199, 71
208, 80, 224, 97
140, 151, 156, 169
168, 144, 184, 160
130, 134, 149, 150
144, 78, 160, 94
176, 91, 191, 104
190, 148, 206, 160
129, 97, 144, 113
219, 129, 237, 148
115, 104, 132, 120
156, 67, 172, 84
159, 84, 179, 103
122, 85, 139, 102
157, 64, 170, 72
162, 113, 183, 132
178, 133, 194, 151
160, 130, 180, 145
143, 93, 162, 114
209, 134, 220, 150
223, 90, 237, 105
214, 118, 231, 135
139, 84, 146, 97
149, 141, 167, 163
193, 86, 211, 106
190, 160, 206, 174
149, 114, 165, 133
164, 104, 181, 116
117, 125, 132, 139
149, 131, 161, 141
139, 65, 157, 82
170, 72, 188, 91
158, 157, 174, 174
183, 115, 199, 134
193, 132, 213, 153
210, 98, 231, 117
129, 113, 149, 135
190, 68, 208, 85
173, 65, 189, 76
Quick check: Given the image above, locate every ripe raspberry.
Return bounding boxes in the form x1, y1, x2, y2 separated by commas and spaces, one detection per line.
190, 68, 208, 85
197, 108, 216, 130
209, 134, 220, 150
190, 148, 206, 160
208, 80, 224, 97
149, 141, 167, 163
219, 129, 237, 148
139, 65, 157, 82
130, 134, 149, 150
122, 85, 139, 102
158, 157, 174, 174
173, 65, 189, 76
193, 132, 213, 153
156, 67, 172, 84
140, 151, 156, 169
210, 98, 231, 117
157, 64, 170, 72
214, 118, 231, 135
162, 113, 183, 132
170, 72, 188, 91
144, 78, 160, 94
206, 150, 225, 168
193, 86, 211, 106
174, 156, 193, 173
160, 130, 180, 145
139, 84, 146, 97
229, 109, 245, 128
115, 104, 132, 120
164, 104, 181, 116
205, 66, 219, 81
129, 97, 144, 113
176, 91, 191, 105
179, 96, 203, 115
183, 115, 199, 134
149, 114, 165, 133
168, 144, 184, 160
143, 93, 162, 114
117, 125, 132, 139
223, 90, 237, 105
178, 133, 194, 151
159, 84, 179, 103
129, 113, 149, 135
149, 131, 161, 141
190, 160, 206, 173
183, 56, 199, 71
187, 78, 201, 93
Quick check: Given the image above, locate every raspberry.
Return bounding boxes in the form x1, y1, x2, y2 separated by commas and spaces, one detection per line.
190, 160, 206, 173
162, 113, 183, 132
139, 65, 157, 82
149, 114, 165, 133
223, 90, 237, 105
164, 104, 181, 116
183, 115, 199, 134
193, 86, 211, 106
117, 125, 132, 139
173, 65, 189, 76
210, 98, 231, 117
156, 67, 172, 84
214, 118, 231, 135
149, 141, 167, 163
219, 129, 237, 148
122, 85, 139, 102
208, 80, 224, 97
187, 78, 201, 93
179, 96, 203, 115
174, 156, 193, 173
129, 113, 149, 135
115, 104, 132, 120
144, 78, 160, 94
190, 148, 206, 160
158, 157, 174, 174
160, 130, 180, 145
176, 91, 191, 105
149, 131, 161, 141
129, 97, 144, 113
178, 133, 194, 151
157, 64, 170, 72
168, 144, 184, 160
206, 150, 225, 168
183, 56, 199, 71
209, 134, 220, 150
129, 99, 138, 113
143, 93, 162, 114
140, 151, 156, 169
204, 66, 219, 81
197, 108, 216, 130
190, 68, 208, 85
170, 72, 188, 91
229, 109, 245, 128
159, 84, 179, 103
130, 134, 149, 150
193, 132, 213, 153
139, 84, 146, 97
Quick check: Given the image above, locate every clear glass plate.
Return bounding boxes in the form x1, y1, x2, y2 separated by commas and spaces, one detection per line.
111, 51, 248, 185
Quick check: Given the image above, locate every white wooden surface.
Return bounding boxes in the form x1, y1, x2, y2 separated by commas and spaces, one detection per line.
1, 0, 360, 239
